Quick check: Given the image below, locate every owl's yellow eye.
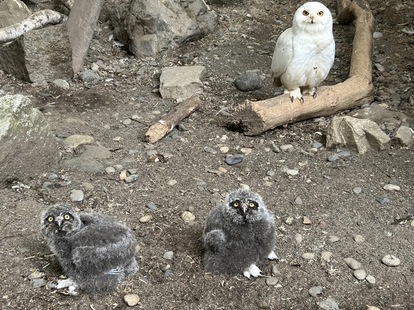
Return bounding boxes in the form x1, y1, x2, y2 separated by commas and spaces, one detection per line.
232, 201, 240, 208
47, 216, 54, 223
248, 202, 256, 208
317, 11, 324, 16
302, 10, 309, 16
63, 214, 71, 221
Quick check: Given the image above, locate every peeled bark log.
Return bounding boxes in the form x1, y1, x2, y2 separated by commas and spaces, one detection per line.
145, 96, 202, 143
0, 9, 66, 44
230, 0, 374, 135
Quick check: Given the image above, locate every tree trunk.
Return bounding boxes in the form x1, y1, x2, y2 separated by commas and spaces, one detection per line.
229, 0, 374, 136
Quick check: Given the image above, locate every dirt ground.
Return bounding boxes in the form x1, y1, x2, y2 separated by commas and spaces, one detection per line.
1, 0, 414, 309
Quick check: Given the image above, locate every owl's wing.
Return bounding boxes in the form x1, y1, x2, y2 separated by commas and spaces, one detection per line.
71, 222, 136, 275
203, 207, 226, 251
271, 28, 293, 85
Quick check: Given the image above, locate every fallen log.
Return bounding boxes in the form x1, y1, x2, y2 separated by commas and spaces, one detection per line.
145, 96, 202, 143
230, 0, 374, 135
0, 9, 66, 44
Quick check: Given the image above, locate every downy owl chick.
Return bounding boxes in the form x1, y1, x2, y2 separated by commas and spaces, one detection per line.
203, 189, 277, 278
40, 204, 138, 295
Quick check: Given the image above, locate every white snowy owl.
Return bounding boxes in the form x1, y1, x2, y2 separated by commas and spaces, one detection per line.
271, 1, 335, 103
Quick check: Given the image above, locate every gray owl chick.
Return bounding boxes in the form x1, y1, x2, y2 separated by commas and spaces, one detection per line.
40, 204, 138, 295
202, 189, 277, 278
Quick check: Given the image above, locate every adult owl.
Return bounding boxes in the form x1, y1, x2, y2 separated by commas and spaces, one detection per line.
271, 1, 335, 103
40, 204, 138, 295
202, 189, 277, 278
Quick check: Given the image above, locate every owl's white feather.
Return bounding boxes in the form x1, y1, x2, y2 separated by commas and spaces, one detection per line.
271, 1, 335, 102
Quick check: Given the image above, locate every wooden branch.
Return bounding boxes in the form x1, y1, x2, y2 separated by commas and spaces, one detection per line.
230, 0, 374, 135
145, 96, 203, 143
0, 10, 67, 44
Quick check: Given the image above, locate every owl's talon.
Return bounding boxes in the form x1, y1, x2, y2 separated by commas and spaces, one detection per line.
243, 264, 262, 279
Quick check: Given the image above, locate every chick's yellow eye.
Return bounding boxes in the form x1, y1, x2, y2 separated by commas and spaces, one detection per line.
302, 10, 309, 16
249, 202, 256, 208
317, 11, 324, 16
63, 214, 71, 220
232, 201, 239, 208
47, 216, 54, 223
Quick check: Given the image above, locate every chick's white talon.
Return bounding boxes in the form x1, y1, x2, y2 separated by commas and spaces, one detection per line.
244, 264, 262, 278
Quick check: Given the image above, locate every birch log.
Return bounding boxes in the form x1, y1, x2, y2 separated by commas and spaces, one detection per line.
145, 96, 203, 143
230, 0, 375, 135
0, 10, 66, 44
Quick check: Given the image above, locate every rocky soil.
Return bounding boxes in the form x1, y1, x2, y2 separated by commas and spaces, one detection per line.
0, 0, 413, 309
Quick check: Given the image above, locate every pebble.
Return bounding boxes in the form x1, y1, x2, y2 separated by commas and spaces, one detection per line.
146, 202, 158, 211
272, 265, 281, 276
119, 170, 128, 181
70, 189, 84, 202
124, 294, 140, 307
125, 174, 139, 183
294, 233, 303, 245
164, 269, 175, 278
30, 278, 47, 288
373, 31, 383, 39
367, 307, 380, 310
266, 170, 276, 177
353, 269, 367, 280
302, 253, 315, 260
167, 179, 177, 186
294, 196, 303, 205
29, 271, 45, 280
383, 184, 401, 191
181, 211, 195, 222
204, 146, 217, 154
366, 275, 376, 284
265, 277, 279, 286
376, 196, 391, 205
220, 146, 229, 153
328, 154, 340, 162
353, 234, 365, 243
321, 251, 333, 262
353, 187, 362, 194
280, 144, 293, 152
163, 251, 174, 260
319, 298, 339, 310
234, 71, 263, 91
285, 168, 299, 176
79, 69, 100, 83
329, 235, 340, 243
225, 154, 244, 165
309, 286, 323, 297
240, 147, 252, 155
139, 215, 153, 223
63, 134, 94, 149
123, 118, 132, 126
312, 142, 323, 149
52, 79, 70, 90
344, 257, 362, 270
302, 216, 312, 225
381, 254, 400, 267
338, 150, 351, 158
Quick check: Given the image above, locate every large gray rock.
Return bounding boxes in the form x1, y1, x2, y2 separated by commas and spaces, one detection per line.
113, 0, 218, 57
0, 0, 72, 82
326, 116, 391, 154
0, 95, 60, 186
159, 66, 206, 100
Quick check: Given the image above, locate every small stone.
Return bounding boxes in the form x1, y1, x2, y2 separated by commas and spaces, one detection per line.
240, 147, 253, 155
383, 184, 401, 191
265, 277, 279, 286
376, 196, 391, 205
302, 253, 315, 260
381, 254, 400, 267
285, 168, 299, 176
328, 154, 340, 162
321, 251, 333, 262
225, 154, 244, 165
280, 144, 293, 152
139, 215, 153, 223
353, 269, 367, 280
125, 174, 139, 183
163, 251, 174, 260
123, 118, 132, 126
119, 170, 128, 181
373, 31, 383, 39
312, 142, 323, 149
329, 235, 340, 243
181, 211, 195, 222
294, 196, 303, 205
294, 233, 303, 245
219, 146, 229, 154
124, 294, 140, 307
28, 271, 45, 280
366, 275, 376, 284
204, 146, 217, 154
30, 278, 47, 288
337, 149, 351, 158
353, 187, 362, 194
70, 190, 84, 202
284, 217, 294, 225
105, 166, 116, 174
272, 265, 281, 276
266, 170, 276, 177
319, 298, 339, 310
164, 269, 175, 278
63, 134, 94, 149
234, 71, 263, 91
52, 79, 70, 90
303, 216, 312, 225
309, 286, 323, 297
344, 257, 362, 270
411, 220, 414, 227
367, 307, 380, 310
353, 234, 365, 243
167, 179, 177, 186
146, 202, 157, 211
